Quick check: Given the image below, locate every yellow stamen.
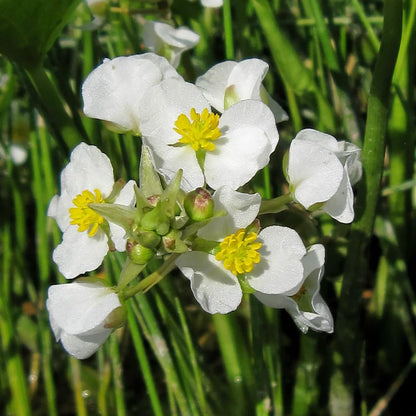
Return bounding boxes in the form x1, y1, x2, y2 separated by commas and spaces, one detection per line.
69, 189, 105, 237
215, 229, 262, 275
173, 108, 222, 152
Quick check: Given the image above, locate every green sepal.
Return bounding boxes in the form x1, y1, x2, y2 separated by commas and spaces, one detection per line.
104, 306, 126, 329
105, 179, 126, 203
89, 203, 136, 234
181, 209, 227, 240
159, 169, 183, 219
134, 183, 153, 218
224, 84, 239, 110
140, 204, 170, 235
139, 145, 163, 197
162, 229, 188, 253
282, 149, 290, 184
191, 237, 220, 255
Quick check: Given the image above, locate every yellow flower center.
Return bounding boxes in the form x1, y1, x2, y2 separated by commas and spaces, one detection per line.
215, 229, 262, 275
69, 189, 105, 237
173, 108, 222, 152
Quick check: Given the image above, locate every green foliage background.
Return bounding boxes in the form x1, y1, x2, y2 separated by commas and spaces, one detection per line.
0, 0, 415, 415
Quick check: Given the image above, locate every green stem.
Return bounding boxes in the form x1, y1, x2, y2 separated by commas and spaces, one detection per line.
259, 194, 293, 215
222, 0, 234, 60
121, 254, 180, 299
329, 1, 403, 415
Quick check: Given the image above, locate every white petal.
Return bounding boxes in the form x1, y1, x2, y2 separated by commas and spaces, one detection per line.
176, 252, 242, 314
144, 141, 204, 192
302, 244, 325, 278
247, 226, 306, 294
52, 226, 109, 279
59, 330, 112, 359
82, 54, 180, 134
60, 143, 114, 198
110, 180, 137, 251
205, 125, 271, 190
198, 187, 261, 240
294, 128, 340, 152
140, 78, 210, 145
254, 291, 294, 310
261, 88, 289, 123
288, 138, 343, 209
46, 281, 121, 335
195, 61, 236, 113
227, 59, 268, 102
219, 100, 279, 150
154, 22, 200, 50
142, 21, 163, 52
10, 144, 27, 165
323, 166, 354, 223
338, 141, 362, 185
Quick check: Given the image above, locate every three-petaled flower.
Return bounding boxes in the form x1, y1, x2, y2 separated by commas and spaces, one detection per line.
142, 21, 200, 68
48, 142, 136, 279
138, 78, 279, 191
195, 58, 288, 123
82, 53, 181, 136
46, 278, 125, 359
176, 187, 307, 314
286, 129, 362, 223
255, 244, 334, 333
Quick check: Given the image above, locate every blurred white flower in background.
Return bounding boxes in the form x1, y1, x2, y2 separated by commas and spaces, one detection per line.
142, 21, 200, 68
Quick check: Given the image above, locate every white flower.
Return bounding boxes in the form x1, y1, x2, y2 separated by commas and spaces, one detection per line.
286, 129, 362, 223
254, 244, 334, 333
0, 143, 28, 165
139, 78, 279, 191
46, 278, 123, 359
82, 53, 182, 135
48, 143, 136, 279
201, 0, 223, 7
195, 58, 288, 123
142, 21, 200, 68
176, 187, 306, 314
83, 0, 109, 29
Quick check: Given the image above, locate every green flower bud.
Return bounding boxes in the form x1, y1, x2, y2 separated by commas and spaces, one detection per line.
141, 204, 169, 235
184, 188, 214, 221
137, 230, 161, 249
162, 230, 188, 253
127, 240, 155, 264
104, 305, 126, 329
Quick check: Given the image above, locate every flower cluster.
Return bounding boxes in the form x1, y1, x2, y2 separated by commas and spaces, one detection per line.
46, 52, 361, 358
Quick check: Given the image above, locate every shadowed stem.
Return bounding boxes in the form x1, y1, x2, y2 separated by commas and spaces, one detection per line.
329, 1, 403, 415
